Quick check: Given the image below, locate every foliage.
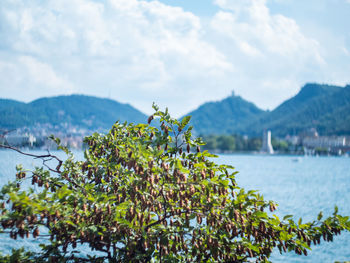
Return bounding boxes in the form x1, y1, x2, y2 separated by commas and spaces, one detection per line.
314, 147, 329, 156
1, 105, 350, 262
201, 134, 292, 153
271, 138, 290, 153
202, 134, 262, 152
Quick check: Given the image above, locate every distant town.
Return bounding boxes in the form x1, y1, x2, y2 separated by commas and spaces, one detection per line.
0, 123, 94, 150
261, 128, 350, 156
1, 123, 349, 156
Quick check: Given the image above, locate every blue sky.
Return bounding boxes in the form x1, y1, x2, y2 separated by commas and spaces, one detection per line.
0, 0, 349, 116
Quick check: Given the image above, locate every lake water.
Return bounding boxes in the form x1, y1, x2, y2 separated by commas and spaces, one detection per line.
0, 150, 349, 262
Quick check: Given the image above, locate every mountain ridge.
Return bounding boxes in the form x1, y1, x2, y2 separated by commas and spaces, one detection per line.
1, 83, 349, 136
248, 84, 350, 136
184, 83, 350, 136
0, 94, 147, 130
184, 92, 265, 135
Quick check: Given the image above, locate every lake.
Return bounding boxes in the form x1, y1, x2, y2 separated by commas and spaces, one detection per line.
0, 150, 349, 262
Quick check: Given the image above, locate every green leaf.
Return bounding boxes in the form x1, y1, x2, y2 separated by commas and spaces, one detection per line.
283, 215, 293, 221
180, 116, 191, 129
317, 211, 323, 221
334, 206, 339, 215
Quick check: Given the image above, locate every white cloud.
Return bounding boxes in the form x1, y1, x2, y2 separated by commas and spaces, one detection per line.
0, 0, 349, 117
0, 55, 75, 101
19, 56, 74, 92
212, 0, 323, 62
207, 0, 330, 109
0, 0, 234, 116
343, 47, 350, 56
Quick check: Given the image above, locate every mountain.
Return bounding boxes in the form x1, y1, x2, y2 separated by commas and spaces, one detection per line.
182, 83, 350, 137
248, 83, 350, 136
0, 99, 26, 110
184, 91, 266, 135
1, 83, 349, 137
0, 95, 147, 130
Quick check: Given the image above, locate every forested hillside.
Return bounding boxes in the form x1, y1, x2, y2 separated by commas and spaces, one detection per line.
185, 83, 350, 136
1, 83, 349, 136
184, 92, 265, 135
248, 84, 350, 136
0, 95, 147, 129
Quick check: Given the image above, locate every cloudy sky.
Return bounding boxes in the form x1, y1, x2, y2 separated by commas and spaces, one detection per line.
0, 0, 349, 116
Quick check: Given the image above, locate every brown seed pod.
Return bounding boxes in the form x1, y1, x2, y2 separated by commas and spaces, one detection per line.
248, 248, 253, 257
196, 146, 200, 152
33, 227, 39, 238
147, 115, 154, 124
32, 175, 38, 184
303, 249, 308, 256
38, 179, 43, 187
221, 198, 226, 207
171, 242, 177, 253
234, 210, 239, 221
201, 169, 206, 180
55, 210, 60, 219
187, 144, 190, 153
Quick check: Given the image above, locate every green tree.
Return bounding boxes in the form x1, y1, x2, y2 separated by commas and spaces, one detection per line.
271, 138, 290, 153
201, 135, 218, 151
217, 135, 235, 152
0, 105, 349, 262
247, 138, 262, 151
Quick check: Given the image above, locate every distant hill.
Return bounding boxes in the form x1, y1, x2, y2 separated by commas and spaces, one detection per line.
248, 83, 350, 136
183, 83, 350, 137
184, 92, 266, 135
1, 83, 349, 136
0, 95, 147, 130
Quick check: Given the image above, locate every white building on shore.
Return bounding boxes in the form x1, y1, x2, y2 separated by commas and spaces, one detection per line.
261, 130, 274, 154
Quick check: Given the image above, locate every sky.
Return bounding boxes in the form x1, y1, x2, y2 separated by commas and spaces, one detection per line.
0, 0, 349, 117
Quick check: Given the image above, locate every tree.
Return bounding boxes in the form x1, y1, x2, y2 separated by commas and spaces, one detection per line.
216, 135, 235, 152
0, 105, 349, 262
201, 135, 218, 151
